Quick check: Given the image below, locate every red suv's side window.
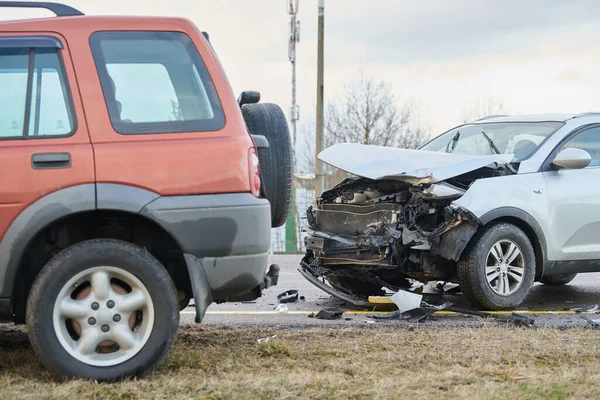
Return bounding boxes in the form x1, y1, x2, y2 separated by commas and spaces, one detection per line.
89, 31, 225, 135
0, 44, 75, 138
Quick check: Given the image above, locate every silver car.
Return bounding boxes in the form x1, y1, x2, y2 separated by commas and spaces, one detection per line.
300, 113, 600, 310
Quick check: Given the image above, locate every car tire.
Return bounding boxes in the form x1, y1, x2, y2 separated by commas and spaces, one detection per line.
457, 223, 535, 310
26, 239, 179, 382
540, 273, 577, 286
242, 103, 293, 228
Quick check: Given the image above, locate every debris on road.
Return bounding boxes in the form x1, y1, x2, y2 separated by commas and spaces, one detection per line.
404, 308, 429, 323
580, 315, 600, 329
275, 304, 289, 313
572, 304, 599, 313
371, 310, 402, 320
257, 335, 277, 344
508, 313, 535, 327
391, 289, 422, 313
434, 282, 462, 294
313, 307, 345, 320
277, 290, 299, 304
422, 301, 453, 311
300, 296, 306, 301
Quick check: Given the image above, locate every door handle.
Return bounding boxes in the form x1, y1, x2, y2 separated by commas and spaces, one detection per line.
31, 152, 71, 169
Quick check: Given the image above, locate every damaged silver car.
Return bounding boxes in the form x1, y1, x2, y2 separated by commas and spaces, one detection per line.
300, 113, 600, 310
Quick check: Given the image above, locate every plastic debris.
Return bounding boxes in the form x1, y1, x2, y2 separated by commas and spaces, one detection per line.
275, 304, 289, 313
572, 304, 599, 313
508, 313, 535, 327
422, 301, 453, 311
314, 307, 345, 320
391, 289, 423, 313
257, 335, 277, 344
371, 310, 402, 320
403, 308, 429, 323
277, 290, 300, 303
581, 315, 600, 329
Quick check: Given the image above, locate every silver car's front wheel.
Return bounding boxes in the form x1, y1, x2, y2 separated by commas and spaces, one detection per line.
485, 240, 525, 296
457, 223, 535, 310
53, 266, 155, 367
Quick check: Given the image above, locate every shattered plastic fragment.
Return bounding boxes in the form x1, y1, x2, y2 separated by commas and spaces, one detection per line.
275, 304, 289, 313
257, 335, 277, 344
422, 301, 453, 311
508, 313, 535, 327
391, 290, 423, 313
371, 311, 402, 320
277, 290, 300, 303
403, 308, 429, 323
580, 315, 600, 329
314, 308, 345, 320
572, 304, 599, 313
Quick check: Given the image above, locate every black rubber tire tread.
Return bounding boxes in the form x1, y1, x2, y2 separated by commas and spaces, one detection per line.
242, 103, 293, 228
457, 223, 536, 310
26, 239, 179, 382
540, 273, 577, 286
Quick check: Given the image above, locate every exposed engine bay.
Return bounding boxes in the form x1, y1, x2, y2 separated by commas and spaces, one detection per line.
300, 165, 514, 302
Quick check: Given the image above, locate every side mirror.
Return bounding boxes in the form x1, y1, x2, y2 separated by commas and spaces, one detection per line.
238, 91, 260, 107
552, 148, 592, 170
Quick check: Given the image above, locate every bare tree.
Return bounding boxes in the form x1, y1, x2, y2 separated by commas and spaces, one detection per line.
462, 97, 507, 123
326, 74, 426, 149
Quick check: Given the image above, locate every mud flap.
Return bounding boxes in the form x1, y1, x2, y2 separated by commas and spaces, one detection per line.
184, 254, 214, 323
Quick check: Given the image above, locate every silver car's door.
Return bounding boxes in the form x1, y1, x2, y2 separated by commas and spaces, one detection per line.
543, 125, 600, 262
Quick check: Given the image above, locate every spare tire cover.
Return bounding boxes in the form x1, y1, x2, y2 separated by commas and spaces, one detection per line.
242, 103, 293, 228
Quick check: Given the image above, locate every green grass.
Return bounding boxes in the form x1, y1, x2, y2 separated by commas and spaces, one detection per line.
2, 324, 600, 399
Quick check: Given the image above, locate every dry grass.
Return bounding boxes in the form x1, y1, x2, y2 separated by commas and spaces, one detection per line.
2, 324, 600, 399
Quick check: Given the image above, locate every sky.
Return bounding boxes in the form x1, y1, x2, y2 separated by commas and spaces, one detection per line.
6, 0, 600, 171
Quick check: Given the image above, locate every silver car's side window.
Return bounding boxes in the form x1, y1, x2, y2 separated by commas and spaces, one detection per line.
558, 127, 600, 168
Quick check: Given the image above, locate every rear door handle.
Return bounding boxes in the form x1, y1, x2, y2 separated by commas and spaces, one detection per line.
31, 152, 71, 169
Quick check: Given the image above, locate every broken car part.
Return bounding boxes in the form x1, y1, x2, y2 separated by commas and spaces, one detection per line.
580, 315, 600, 330
391, 289, 423, 313
314, 308, 345, 320
277, 290, 299, 303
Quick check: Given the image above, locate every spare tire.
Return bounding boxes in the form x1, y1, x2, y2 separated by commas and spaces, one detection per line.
242, 103, 293, 228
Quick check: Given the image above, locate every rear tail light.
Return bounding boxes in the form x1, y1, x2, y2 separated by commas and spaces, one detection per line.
248, 148, 261, 197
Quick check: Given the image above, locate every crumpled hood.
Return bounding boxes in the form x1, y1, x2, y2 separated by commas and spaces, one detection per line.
318, 143, 514, 184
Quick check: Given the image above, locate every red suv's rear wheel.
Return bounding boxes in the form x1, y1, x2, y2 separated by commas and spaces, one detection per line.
26, 239, 179, 381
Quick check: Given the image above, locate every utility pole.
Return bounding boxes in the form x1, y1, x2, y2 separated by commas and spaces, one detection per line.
285, 0, 300, 253
288, 0, 300, 146
314, 0, 325, 198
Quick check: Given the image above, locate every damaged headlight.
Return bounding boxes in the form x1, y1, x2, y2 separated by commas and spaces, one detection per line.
420, 182, 465, 199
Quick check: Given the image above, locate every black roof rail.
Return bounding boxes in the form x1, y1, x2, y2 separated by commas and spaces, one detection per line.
0, 1, 83, 17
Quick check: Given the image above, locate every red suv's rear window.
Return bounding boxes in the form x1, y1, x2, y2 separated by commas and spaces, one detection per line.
90, 31, 225, 135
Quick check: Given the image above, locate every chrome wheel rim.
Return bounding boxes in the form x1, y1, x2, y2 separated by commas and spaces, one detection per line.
52, 267, 155, 367
485, 240, 525, 296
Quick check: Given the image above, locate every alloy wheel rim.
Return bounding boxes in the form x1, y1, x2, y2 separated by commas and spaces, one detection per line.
52, 266, 155, 367
485, 239, 525, 296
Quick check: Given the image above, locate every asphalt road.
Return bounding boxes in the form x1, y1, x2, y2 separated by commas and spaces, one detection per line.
2, 255, 600, 334
189, 254, 600, 329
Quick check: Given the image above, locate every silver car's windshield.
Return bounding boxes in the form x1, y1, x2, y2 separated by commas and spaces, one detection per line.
420, 121, 564, 161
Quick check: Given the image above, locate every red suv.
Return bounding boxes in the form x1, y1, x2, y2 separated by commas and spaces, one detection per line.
0, 1, 292, 381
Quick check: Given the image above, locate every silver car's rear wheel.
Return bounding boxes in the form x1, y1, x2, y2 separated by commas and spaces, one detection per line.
53, 266, 155, 367
485, 240, 525, 296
